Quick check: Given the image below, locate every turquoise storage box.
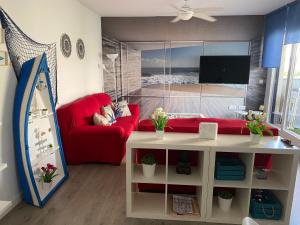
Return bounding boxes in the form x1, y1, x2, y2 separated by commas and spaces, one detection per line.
215, 156, 245, 180
250, 190, 282, 220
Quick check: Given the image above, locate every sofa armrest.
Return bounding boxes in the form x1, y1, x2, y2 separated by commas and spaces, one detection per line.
128, 104, 140, 117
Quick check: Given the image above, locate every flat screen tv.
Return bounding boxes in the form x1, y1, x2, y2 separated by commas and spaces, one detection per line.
199, 56, 251, 84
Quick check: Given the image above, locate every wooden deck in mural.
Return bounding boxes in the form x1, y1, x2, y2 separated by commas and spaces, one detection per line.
126, 84, 245, 119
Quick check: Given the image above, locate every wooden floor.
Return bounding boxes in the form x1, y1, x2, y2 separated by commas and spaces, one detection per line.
1, 162, 299, 225
127, 86, 245, 120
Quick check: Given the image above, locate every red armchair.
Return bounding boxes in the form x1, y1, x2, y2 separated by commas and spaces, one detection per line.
57, 93, 139, 165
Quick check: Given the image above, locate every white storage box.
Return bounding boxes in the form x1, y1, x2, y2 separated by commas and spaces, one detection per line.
199, 122, 218, 140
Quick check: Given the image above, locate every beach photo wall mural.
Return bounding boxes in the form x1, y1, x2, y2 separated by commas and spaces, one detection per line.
102, 36, 266, 119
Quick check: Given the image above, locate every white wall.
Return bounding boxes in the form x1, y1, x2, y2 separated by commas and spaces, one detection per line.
0, 0, 103, 217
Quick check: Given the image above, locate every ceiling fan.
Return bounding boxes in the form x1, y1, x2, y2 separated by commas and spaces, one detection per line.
170, 0, 222, 23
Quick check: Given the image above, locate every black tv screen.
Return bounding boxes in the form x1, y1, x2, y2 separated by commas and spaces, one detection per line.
199, 56, 251, 84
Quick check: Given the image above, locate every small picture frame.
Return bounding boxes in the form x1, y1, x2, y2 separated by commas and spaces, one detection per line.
0, 28, 4, 44
0, 51, 8, 66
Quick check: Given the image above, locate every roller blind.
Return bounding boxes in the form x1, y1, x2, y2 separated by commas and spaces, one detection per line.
262, 7, 287, 68
285, 1, 300, 45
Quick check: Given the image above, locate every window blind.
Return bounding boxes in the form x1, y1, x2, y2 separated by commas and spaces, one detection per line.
285, 1, 300, 45
262, 7, 287, 68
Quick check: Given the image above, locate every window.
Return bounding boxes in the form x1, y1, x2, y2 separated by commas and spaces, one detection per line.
269, 43, 300, 141
285, 44, 300, 135
270, 45, 292, 126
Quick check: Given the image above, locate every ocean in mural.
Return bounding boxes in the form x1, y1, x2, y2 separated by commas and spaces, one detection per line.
141, 67, 199, 86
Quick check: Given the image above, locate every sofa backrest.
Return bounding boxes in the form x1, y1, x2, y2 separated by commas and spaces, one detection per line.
56, 93, 112, 136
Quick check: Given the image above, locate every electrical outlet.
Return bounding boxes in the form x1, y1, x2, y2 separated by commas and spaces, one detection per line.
259, 79, 264, 85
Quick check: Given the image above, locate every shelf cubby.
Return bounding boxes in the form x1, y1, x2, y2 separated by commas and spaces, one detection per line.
252, 170, 288, 190
168, 165, 202, 186
249, 189, 288, 223
166, 184, 202, 221
133, 164, 166, 184
252, 153, 294, 190
131, 192, 166, 217
213, 152, 254, 188
167, 150, 203, 186
209, 187, 251, 224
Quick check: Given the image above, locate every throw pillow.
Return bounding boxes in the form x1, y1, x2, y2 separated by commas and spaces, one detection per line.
102, 105, 117, 124
93, 113, 110, 126
114, 100, 131, 118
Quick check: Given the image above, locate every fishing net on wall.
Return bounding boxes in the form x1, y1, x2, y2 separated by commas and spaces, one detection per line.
0, 8, 58, 105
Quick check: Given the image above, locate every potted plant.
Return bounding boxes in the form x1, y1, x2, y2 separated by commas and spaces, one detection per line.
246, 112, 273, 144
218, 191, 233, 211
151, 107, 168, 139
40, 163, 58, 189
141, 154, 156, 178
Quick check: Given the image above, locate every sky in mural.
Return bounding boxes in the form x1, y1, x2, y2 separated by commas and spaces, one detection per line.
142, 42, 249, 68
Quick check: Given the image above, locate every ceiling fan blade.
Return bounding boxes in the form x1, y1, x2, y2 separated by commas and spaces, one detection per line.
171, 16, 181, 23
193, 12, 217, 22
194, 7, 223, 13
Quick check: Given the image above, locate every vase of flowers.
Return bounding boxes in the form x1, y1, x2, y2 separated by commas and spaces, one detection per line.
151, 107, 168, 139
246, 111, 273, 144
40, 163, 58, 190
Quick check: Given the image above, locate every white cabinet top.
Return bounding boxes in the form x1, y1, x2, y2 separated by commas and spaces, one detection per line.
127, 132, 300, 154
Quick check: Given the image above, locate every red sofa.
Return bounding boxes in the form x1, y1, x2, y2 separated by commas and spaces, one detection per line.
137, 118, 278, 193
57, 93, 139, 165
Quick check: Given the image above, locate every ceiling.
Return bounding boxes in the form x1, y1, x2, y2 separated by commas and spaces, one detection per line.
78, 0, 294, 17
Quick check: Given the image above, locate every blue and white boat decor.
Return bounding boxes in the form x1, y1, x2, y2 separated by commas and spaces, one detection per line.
13, 53, 68, 207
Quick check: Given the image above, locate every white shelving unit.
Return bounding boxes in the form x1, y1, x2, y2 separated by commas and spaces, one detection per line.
0, 122, 12, 219
126, 132, 300, 225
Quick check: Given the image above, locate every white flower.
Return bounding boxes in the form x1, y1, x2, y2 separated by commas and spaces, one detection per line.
259, 105, 264, 111
155, 107, 163, 113
158, 111, 165, 117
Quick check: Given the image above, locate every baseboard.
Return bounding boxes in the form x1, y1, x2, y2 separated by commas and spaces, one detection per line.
0, 192, 22, 220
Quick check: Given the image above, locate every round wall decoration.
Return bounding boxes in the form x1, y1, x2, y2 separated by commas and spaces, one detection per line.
60, 33, 72, 58
76, 39, 85, 60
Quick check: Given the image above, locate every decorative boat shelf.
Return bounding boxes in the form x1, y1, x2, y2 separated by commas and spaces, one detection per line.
13, 54, 68, 207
